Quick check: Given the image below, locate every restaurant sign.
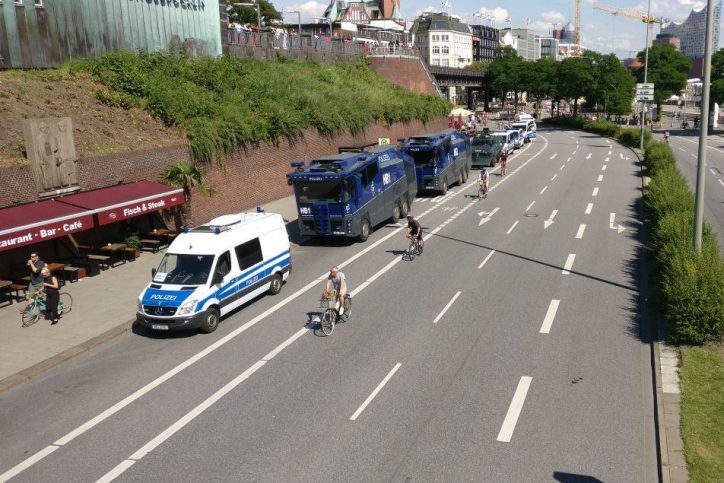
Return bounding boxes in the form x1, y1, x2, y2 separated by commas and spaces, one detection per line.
0, 215, 94, 252
96, 192, 184, 226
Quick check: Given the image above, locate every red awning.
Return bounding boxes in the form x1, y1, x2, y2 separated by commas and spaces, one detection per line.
0, 200, 95, 253
60, 181, 185, 226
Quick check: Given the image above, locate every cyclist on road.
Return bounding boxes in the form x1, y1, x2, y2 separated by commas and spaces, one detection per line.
478, 167, 490, 199
324, 266, 347, 318
406, 215, 424, 253
500, 152, 508, 176
664, 131, 670, 143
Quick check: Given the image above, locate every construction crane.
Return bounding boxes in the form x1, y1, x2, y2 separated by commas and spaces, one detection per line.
592, 2, 669, 48
574, 0, 581, 56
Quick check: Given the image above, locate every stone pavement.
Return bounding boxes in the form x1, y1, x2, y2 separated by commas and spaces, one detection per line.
0, 195, 299, 392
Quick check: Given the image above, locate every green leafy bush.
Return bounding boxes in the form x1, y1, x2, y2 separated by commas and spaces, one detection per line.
122, 234, 142, 249
541, 116, 585, 129
79, 51, 450, 163
583, 119, 619, 137
616, 127, 652, 148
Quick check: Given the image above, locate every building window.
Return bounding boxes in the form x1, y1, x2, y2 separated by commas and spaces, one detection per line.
441, 59, 449, 67
35, 0, 43, 6
15, 0, 24, 5
441, 46, 449, 54
432, 46, 440, 54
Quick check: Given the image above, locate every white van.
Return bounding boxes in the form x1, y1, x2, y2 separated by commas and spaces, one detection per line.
511, 119, 537, 143
515, 113, 534, 122
491, 131, 515, 155
137, 212, 291, 333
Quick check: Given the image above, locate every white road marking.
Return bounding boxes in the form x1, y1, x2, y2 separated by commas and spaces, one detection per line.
620, 153, 624, 159
550, 153, 558, 159
601, 165, 607, 171
597, 175, 603, 182
585, 203, 593, 214
0, 445, 60, 482
497, 376, 533, 443
575, 224, 586, 239
350, 363, 402, 421
551, 174, 558, 181
586, 153, 592, 159
720, 179, 724, 187
711, 168, 717, 176
525, 201, 536, 211
560, 164, 565, 171
478, 207, 500, 226
592, 187, 599, 197
433, 291, 462, 324
605, 157, 609, 162
506, 220, 519, 234
539, 300, 561, 334
562, 254, 576, 275
609, 213, 626, 234
544, 209, 558, 229
607, 150, 612, 155
540, 186, 548, 194
566, 156, 571, 162
478, 250, 496, 269
96, 460, 135, 483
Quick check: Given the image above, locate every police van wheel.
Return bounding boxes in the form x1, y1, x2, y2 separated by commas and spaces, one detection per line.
458, 171, 464, 186
268, 273, 283, 295
200, 308, 220, 334
461, 168, 468, 184
358, 218, 371, 242
400, 198, 410, 218
440, 177, 448, 195
392, 202, 401, 222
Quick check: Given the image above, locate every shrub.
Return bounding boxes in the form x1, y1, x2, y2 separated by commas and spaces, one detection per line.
616, 127, 651, 148
583, 120, 619, 138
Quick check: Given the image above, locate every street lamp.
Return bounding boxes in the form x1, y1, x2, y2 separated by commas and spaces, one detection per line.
234, 2, 261, 28
285, 10, 302, 38
639, 0, 652, 151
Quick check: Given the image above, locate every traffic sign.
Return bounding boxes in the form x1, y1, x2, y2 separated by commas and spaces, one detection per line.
378, 138, 390, 145
636, 83, 654, 90
636, 94, 654, 101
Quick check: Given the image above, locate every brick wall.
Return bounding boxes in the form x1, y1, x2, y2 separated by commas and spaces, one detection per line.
0, 118, 449, 225
368, 56, 439, 96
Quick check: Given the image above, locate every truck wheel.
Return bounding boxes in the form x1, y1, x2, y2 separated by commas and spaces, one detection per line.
440, 177, 448, 195
358, 218, 371, 242
199, 307, 220, 334
392, 201, 401, 222
268, 273, 283, 295
400, 198, 410, 218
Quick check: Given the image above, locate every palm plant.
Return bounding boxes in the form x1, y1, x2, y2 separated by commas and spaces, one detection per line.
160, 160, 213, 227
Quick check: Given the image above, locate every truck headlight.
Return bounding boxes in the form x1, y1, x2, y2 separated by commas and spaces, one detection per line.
177, 299, 198, 316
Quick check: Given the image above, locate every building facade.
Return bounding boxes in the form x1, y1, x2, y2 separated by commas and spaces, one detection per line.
470, 24, 499, 63
660, 2, 721, 59
500, 28, 539, 61
412, 13, 473, 68
537, 37, 560, 61
323, 0, 402, 23
0, 0, 221, 69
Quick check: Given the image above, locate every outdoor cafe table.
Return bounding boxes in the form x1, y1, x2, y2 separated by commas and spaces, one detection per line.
147, 229, 178, 246
99, 243, 128, 264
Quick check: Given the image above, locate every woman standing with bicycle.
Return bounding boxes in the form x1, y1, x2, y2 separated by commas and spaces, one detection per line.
41, 267, 60, 324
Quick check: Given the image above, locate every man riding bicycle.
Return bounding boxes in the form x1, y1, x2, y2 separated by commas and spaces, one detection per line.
478, 167, 490, 198
406, 215, 424, 253
324, 266, 348, 317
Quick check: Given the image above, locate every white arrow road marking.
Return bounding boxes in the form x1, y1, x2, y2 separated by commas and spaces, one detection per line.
540, 186, 548, 194
506, 220, 519, 234
478, 249, 496, 269
478, 207, 500, 226
433, 291, 462, 324
550, 153, 558, 159
562, 254, 576, 275
585, 203, 593, 214
497, 376, 532, 443
609, 213, 626, 234
526, 201, 536, 211
575, 224, 586, 239
592, 187, 599, 196
597, 175, 604, 182
539, 300, 561, 334
586, 153, 592, 159
350, 363, 402, 420
544, 209, 558, 229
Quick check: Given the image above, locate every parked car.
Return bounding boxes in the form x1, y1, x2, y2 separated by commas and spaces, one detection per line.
471, 132, 503, 168
491, 131, 515, 156
506, 127, 524, 149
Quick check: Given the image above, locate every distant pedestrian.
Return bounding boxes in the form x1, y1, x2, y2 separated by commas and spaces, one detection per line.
41, 267, 60, 324
26, 252, 46, 303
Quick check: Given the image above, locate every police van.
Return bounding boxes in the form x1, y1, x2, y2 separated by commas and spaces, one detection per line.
511, 119, 537, 143
399, 129, 471, 195
287, 143, 417, 242
136, 212, 291, 333
491, 130, 516, 156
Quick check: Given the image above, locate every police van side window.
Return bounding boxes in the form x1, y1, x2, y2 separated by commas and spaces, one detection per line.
235, 238, 263, 270
213, 251, 232, 282
366, 162, 379, 186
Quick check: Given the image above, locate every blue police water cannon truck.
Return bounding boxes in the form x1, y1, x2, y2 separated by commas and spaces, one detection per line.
399, 129, 472, 195
287, 142, 417, 242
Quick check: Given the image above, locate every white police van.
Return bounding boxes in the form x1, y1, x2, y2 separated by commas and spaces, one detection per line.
137, 212, 291, 333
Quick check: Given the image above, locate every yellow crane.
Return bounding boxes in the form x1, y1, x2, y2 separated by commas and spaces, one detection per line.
574, 0, 581, 56
592, 2, 669, 48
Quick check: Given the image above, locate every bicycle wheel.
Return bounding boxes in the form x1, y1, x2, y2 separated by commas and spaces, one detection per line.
321, 310, 336, 336
342, 296, 352, 319
58, 293, 73, 315
21, 304, 40, 328
406, 242, 416, 261
416, 240, 423, 256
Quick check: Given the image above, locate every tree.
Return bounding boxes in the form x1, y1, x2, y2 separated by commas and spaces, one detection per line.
228, 0, 281, 27
489, 46, 525, 110
710, 48, 724, 106
523, 57, 558, 119
583, 51, 635, 118
557, 57, 595, 117
635, 44, 691, 115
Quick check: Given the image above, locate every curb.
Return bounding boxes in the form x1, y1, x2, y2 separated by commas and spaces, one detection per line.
0, 318, 134, 395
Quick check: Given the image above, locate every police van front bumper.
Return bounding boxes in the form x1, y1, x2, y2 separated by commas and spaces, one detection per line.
136, 311, 206, 331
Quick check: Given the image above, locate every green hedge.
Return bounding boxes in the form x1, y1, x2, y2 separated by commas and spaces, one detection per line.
541, 116, 652, 148
643, 143, 724, 344
77, 51, 451, 163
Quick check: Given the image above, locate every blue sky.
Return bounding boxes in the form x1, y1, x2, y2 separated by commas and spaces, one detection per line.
275, 0, 719, 59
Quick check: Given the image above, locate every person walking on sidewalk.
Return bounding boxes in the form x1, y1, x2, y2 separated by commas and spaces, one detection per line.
41, 267, 60, 324
26, 252, 46, 303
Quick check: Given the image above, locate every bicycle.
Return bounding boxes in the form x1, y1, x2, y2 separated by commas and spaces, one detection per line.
403, 236, 423, 261
21, 292, 73, 327
477, 180, 488, 200
319, 290, 352, 336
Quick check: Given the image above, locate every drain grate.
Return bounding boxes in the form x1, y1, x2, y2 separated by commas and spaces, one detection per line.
524, 213, 539, 217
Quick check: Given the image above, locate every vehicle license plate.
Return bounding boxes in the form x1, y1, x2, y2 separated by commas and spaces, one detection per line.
151, 324, 169, 331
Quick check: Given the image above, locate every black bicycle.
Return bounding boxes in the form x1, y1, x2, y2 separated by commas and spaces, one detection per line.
403, 236, 423, 261
477, 180, 488, 199
319, 291, 352, 336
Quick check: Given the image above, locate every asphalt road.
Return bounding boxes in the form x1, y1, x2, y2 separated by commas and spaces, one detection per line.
668, 130, 724, 247
0, 129, 658, 482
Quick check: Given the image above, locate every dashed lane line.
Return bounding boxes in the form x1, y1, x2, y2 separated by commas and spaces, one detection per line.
433, 291, 462, 324
575, 224, 586, 239
506, 220, 519, 235
349, 363, 402, 421
585, 203, 593, 214
539, 300, 561, 334
562, 254, 576, 275
597, 175, 603, 182
478, 250, 496, 269
525, 201, 535, 212
592, 187, 599, 197
496, 376, 533, 443
540, 186, 548, 195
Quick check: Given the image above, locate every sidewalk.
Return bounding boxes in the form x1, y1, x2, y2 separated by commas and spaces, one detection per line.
0, 196, 299, 392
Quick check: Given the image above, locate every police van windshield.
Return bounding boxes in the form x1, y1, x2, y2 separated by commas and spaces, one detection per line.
408, 150, 438, 166
472, 138, 496, 151
154, 254, 214, 285
296, 180, 354, 204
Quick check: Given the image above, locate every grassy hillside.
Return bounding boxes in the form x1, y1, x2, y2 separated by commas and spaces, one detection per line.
79, 51, 451, 162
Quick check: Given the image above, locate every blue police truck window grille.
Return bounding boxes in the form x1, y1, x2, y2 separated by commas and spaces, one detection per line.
155, 254, 214, 285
